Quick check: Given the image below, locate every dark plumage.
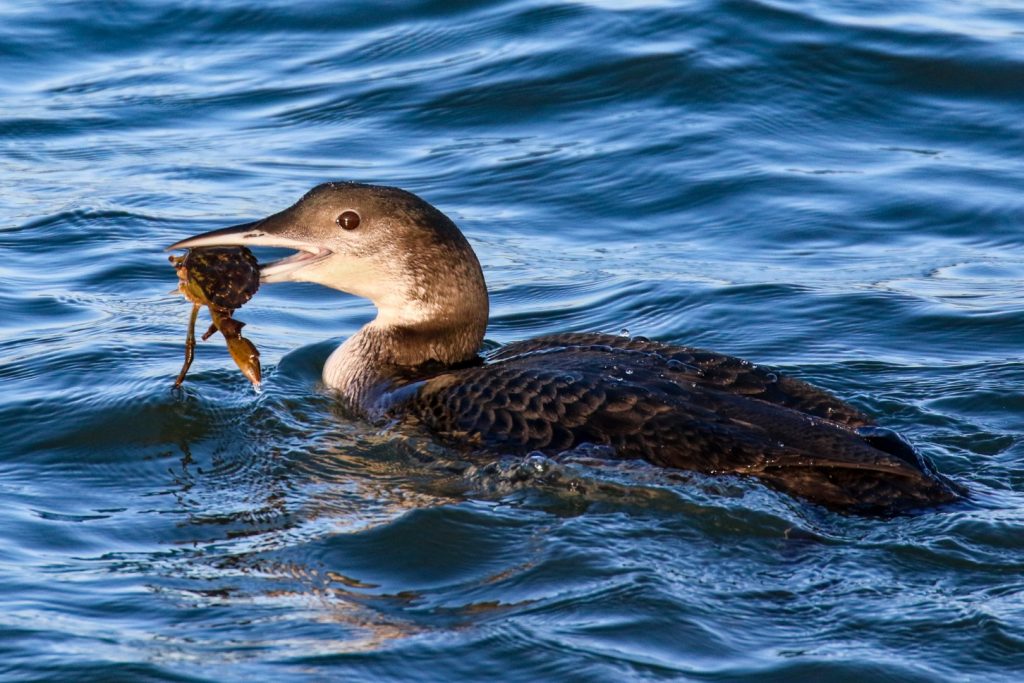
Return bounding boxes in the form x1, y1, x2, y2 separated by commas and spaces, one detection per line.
169, 183, 965, 514
403, 333, 962, 512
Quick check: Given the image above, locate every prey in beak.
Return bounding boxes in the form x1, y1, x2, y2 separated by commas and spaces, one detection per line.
166, 216, 333, 284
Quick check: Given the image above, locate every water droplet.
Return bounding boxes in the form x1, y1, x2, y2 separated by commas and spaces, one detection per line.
619, 328, 630, 338
624, 368, 634, 375
765, 372, 778, 383
666, 359, 685, 371
526, 453, 549, 473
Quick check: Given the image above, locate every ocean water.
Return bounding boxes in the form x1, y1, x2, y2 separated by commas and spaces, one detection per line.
1, 0, 1023, 680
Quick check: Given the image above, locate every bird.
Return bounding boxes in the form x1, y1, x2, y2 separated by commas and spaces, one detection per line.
168, 182, 965, 513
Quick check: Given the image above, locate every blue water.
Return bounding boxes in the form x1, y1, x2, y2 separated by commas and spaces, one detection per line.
2, 0, 1023, 680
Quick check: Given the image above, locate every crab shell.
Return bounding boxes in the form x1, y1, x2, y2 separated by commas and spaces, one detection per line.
173, 247, 260, 309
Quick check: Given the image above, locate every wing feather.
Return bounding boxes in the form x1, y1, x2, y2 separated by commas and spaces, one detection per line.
399, 334, 962, 511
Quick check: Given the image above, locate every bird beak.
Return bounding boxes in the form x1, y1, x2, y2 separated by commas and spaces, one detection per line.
165, 220, 270, 251
166, 216, 333, 284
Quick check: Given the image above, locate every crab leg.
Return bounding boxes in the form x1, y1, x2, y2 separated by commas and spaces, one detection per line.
173, 302, 201, 388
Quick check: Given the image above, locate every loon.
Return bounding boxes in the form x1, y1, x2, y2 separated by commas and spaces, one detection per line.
168, 182, 964, 513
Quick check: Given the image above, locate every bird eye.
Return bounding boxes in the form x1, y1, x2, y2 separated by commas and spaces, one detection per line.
336, 210, 360, 230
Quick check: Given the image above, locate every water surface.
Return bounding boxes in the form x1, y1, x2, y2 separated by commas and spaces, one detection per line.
1, 0, 1023, 681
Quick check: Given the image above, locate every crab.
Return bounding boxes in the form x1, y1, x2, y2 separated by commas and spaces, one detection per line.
169, 246, 262, 389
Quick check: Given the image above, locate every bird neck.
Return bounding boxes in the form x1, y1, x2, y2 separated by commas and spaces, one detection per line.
322, 293, 488, 409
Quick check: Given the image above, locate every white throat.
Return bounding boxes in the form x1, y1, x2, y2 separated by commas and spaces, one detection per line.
321, 297, 488, 411
322, 327, 378, 399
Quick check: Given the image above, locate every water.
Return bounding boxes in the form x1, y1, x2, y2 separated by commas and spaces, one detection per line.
1, 0, 1023, 680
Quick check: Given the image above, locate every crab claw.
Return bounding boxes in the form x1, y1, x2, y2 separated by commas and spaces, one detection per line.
225, 336, 261, 389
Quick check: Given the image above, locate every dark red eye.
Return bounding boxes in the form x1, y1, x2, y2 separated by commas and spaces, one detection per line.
336, 211, 360, 230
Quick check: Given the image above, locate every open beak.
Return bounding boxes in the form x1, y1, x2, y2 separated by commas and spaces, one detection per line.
166, 217, 332, 283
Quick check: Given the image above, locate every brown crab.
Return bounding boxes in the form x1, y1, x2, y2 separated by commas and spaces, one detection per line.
169, 246, 261, 389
